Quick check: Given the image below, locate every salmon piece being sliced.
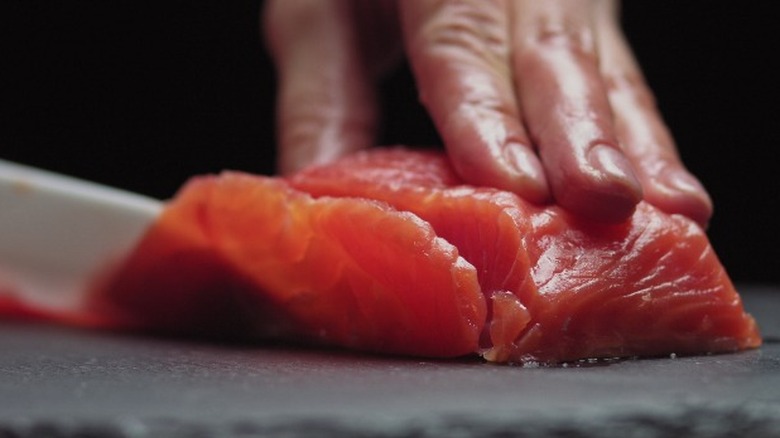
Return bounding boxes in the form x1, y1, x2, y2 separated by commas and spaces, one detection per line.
0, 147, 761, 363
289, 148, 761, 363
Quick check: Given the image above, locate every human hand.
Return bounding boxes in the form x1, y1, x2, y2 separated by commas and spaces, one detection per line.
262, 0, 712, 226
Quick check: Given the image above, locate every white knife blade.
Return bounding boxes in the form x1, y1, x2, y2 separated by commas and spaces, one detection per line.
0, 159, 163, 313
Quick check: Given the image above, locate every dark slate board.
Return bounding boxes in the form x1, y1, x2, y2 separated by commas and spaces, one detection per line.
1, 284, 778, 438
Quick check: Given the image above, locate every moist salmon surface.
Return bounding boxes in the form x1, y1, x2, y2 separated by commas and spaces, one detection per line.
290, 148, 761, 362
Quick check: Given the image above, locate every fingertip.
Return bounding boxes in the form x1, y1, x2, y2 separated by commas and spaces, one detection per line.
499, 143, 551, 204
551, 144, 644, 223
645, 169, 714, 228
585, 144, 643, 189
448, 139, 551, 205
556, 183, 643, 223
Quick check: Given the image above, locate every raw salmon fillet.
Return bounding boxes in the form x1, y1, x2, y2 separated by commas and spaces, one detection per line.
289, 148, 761, 362
0, 148, 761, 363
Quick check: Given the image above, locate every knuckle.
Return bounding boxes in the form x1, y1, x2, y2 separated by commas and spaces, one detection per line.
455, 92, 517, 122
525, 21, 595, 58
279, 107, 328, 148
603, 71, 657, 107
280, 92, 374, 146
414, 1, 508, 61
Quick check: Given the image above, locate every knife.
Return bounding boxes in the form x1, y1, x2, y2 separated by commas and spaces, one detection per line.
0, 159, 162, 314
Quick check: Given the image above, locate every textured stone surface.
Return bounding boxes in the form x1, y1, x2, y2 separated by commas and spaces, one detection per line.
1, 285, 778, 437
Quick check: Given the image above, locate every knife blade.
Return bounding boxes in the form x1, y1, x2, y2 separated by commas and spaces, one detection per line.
0, 159, 162, 313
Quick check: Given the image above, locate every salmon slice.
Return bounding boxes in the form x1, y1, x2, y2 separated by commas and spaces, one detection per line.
87, 174, 486, 358
0, 147, 761, 363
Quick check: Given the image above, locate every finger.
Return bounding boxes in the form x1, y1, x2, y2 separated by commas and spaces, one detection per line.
263, 0, 377, 174
398, 0, 550, 204
594, 0, 713, 227
509, 0, 643, 222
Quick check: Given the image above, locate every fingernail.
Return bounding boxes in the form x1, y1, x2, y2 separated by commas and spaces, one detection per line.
503, 143, 550, 203
503, 143, 545, 180
661, 169, 714, 227
586, 144, 641, 190
663, 169, 707, 194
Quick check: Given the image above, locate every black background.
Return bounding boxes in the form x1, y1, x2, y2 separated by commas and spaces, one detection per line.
2, 2, 778, 284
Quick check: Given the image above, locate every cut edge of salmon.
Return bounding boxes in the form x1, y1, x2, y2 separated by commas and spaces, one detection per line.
86, 172, 487, 358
